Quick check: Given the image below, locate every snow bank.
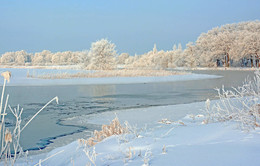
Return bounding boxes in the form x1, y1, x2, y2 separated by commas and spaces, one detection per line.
64, 101, 206, 129
22, 100, 260, 166
0, 68, 221, 86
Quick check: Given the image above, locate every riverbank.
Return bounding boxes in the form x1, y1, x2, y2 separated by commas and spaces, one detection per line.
0, 64, 259, 71
27, 70, 187, 79
17, 100, 260, 166
0, 65, 83, 70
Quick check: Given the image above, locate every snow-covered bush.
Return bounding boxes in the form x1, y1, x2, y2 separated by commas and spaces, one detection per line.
205, 70, 260, 130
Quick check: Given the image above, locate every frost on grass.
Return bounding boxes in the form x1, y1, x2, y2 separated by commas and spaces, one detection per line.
204, 70, 260, 130
27, 69, 184, 79
0, 71, 59, 165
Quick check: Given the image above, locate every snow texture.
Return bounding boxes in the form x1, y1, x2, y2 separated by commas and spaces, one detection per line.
19, 100, 260, 166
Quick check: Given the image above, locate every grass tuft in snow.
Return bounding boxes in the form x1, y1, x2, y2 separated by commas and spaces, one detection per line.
142, 148, 152, 166
78, 116, 131, 166
78, 116, 129, 147
162, 145, 167, 154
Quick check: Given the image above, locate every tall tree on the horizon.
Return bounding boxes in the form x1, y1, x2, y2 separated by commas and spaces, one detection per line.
87, 39, 117, 70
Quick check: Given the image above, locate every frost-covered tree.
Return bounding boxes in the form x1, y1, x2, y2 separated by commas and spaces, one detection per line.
192, 20, 260, 67
1, 52, 16, 64
183, 42, 200, 67
242, 32, 260, 67
124, 56, 135, 68
79, 50, 89, 63
51, 52, 61, 64
153, 44, 157, 54
214, 31, 235, 67
129, 45, 178, 69
87, 39, 117, 70
59, 51, 71, 64
117, 53, 129, 65
15, 50, 28, 65
41, 50, 53, 64
172, 44, 177, 51
32, 52, 45, 65
31, 50, 52, 65
1, 50, 31, 65
178, 43, 182, 51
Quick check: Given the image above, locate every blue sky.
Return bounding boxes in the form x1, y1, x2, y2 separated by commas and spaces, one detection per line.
0, 0, 260, 55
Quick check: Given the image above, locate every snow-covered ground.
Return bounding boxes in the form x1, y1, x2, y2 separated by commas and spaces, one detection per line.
18, 100, 260, 166
0, 68, 221, 86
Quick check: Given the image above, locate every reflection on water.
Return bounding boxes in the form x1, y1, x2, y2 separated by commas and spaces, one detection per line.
78, 85, 116, 97
80, 85, 116, 104
1, 70, 256, 152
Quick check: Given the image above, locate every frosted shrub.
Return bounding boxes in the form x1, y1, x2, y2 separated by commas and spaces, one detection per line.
205, 70, 260, 130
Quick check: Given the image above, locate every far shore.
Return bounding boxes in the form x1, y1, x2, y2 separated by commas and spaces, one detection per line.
27, 69, 187, 79
0, 65, 83, 70
0, 65, 258, 74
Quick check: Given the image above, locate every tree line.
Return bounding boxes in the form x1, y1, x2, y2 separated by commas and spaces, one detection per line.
1, 20, 260, 70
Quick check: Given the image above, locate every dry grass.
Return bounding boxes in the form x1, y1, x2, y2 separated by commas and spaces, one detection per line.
27, 69, 186, 79
78, 116, 128, 147
78, 116, 129, 166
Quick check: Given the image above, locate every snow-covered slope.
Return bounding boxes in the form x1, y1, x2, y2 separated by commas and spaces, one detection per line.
22, 101, 260, 166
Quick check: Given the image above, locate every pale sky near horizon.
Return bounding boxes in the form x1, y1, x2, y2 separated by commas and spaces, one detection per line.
0, 0, 260, 55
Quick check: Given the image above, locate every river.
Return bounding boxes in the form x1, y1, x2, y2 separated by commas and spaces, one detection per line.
1, 69, 255, 153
